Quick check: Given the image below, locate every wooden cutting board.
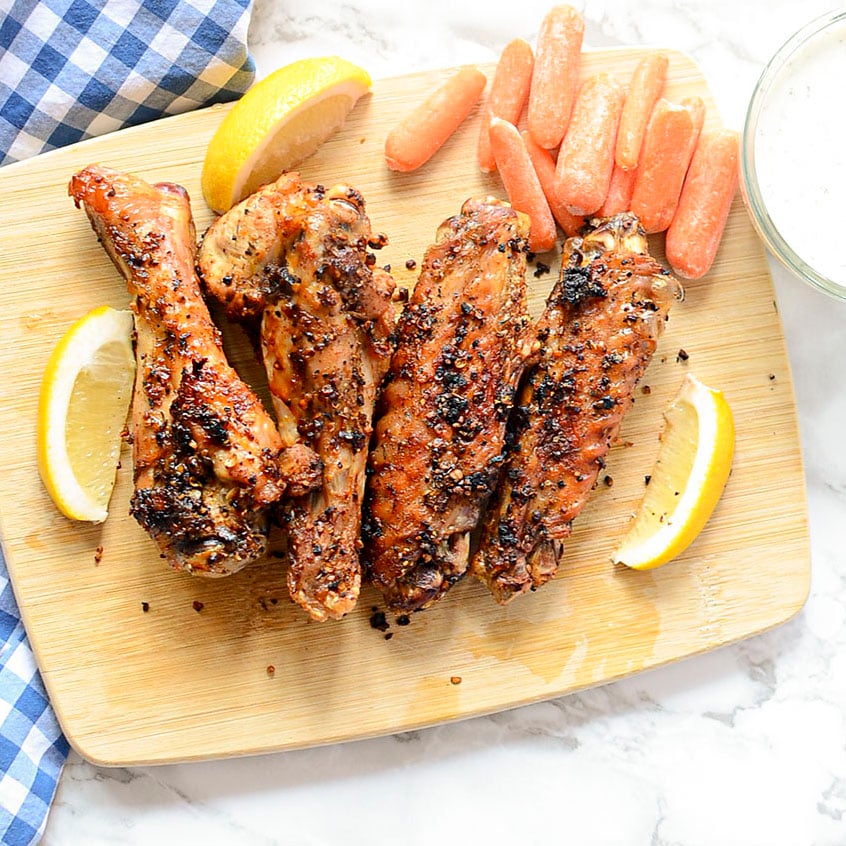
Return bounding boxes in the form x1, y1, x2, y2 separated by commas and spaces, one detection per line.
0, 48, 809, 766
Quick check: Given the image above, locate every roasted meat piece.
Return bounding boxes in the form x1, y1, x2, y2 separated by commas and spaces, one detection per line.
471, 213, 683, 603
69, 165, 316, 575
363, 197, 532, 613
198, 173, 395, 621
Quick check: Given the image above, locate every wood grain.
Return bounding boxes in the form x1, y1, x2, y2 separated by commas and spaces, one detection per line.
0, 49, 809, 766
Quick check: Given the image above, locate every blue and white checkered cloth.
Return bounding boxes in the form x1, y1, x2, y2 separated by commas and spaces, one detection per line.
0, 1, 255, 842
0, 557, 68, 846
1, 0, 255, 166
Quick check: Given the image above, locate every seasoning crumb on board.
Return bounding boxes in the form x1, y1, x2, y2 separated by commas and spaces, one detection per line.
94, 545, 103, 565
192, 600, 204, 613
369, 609, 390, 632
677, 348, 690, 362
141, 601, 150, 613
266, 665, 275, 677
450, 676, 462, 685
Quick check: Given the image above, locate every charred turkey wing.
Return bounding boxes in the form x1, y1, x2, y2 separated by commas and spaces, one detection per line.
471, 212, 683, 604
363, 197, 532, 613
198, 173, 395, 620
69, 164, 308, 575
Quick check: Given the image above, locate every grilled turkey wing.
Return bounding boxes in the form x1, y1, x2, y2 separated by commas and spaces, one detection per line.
363, 197, 532, 613
471, 212, 683, 603
198, 173, 395, 620
69, 164, 314, 575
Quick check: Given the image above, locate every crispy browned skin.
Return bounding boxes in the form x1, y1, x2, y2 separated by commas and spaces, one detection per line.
471, 213, 683, 603
363, 197, 532, 613
68, 165, 315, 575
198, 173, 395, 621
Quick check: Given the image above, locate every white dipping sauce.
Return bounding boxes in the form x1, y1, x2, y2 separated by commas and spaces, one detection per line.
752, 17, 846, 288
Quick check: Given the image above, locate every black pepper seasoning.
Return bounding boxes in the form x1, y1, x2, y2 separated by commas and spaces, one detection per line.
369, 610, 390, 632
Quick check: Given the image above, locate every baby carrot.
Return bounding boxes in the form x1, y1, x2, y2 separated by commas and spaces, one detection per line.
665, 129, 740, 279
683, 95, 706, 137
478, 38, 535, 173
555, 73, 626, 216
615, 52, 669, 171
521, 130, 584, 236
629, 97, 704, 233
598, 162, 637, 217
385, 66, 487, 172
489, 118, 557, 252
527, 5, 585, 150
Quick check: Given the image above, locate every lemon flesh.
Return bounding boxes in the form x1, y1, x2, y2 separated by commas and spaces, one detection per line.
202, 56, 371, 213
37, 306, 135, 523
612, 373, 735, 570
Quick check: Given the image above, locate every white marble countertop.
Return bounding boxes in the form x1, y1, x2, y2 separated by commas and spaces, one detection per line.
42, 1, 846, 844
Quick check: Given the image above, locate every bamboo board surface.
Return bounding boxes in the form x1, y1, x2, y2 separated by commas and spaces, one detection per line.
0, 49, 809, 766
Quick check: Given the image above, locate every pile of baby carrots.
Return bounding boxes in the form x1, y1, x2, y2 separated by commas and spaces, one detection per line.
383, 4, 739, 281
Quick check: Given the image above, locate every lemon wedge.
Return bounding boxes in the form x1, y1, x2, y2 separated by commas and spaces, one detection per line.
37, 306, 135, 523
612, 373, 735, 570
201, 56, 372, 213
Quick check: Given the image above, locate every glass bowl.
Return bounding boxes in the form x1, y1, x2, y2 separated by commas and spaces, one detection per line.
740, 9, 846, 300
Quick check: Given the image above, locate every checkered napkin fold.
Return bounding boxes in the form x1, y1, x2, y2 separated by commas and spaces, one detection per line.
0, 1, 255, 842
0, 0, 255, 166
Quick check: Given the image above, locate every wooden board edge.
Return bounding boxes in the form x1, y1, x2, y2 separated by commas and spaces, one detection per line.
66, 581, 809, 768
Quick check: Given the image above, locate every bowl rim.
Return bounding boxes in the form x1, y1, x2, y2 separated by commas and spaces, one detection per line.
740, 8, 846, 300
